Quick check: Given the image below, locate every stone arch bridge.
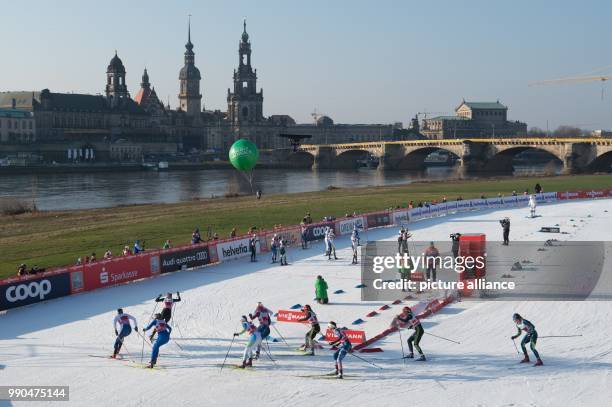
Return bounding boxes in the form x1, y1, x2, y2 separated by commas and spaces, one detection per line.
266, 138, 612, 174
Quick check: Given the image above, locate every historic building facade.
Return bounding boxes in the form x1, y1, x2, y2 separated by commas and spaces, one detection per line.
421, 101, 527, 139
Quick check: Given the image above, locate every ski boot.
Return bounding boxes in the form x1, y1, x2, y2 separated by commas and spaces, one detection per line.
238, 360, 247, 369
111, 352, 117, 359
520, 355, 530, 363
416, 354, 426, 362
533, 358, 543, 367
337, 370, 344, 379
147, 361, 155, 369
254, 350, 260, 360
405, 352, 414, 359
245, 358, 253, 367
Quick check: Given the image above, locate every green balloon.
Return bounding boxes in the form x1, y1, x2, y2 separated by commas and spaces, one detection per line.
229, 139, 259, 171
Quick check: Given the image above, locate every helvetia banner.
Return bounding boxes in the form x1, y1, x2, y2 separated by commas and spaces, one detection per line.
0, 272, 72, 311
160, 245, 212, 273
217, 237, 254, 262
336, 217, 365, 236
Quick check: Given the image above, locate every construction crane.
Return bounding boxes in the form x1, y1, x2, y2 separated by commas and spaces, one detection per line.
311, 108, 327, 124
529, 75, 612, 100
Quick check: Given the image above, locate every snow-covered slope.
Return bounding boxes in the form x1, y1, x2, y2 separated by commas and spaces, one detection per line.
1, 199, 611, 407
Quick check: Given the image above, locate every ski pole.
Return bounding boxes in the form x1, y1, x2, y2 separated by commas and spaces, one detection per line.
262, 339, 277, 365
134, 329, 153, 348
272, 325, 292, 350
348, 350, 383, 370
141, 302, 159, 363
397, 328, 406, 365
220, 334, 237, 373
424, 331, 461, 344
511, 338, 520, 355
539, 334, 583, 338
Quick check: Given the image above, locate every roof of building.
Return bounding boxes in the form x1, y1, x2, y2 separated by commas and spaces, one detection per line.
0, 91, 39, 110
427, 115, 470, 121
107, 52, 126, 73
458, 101, 507, 110
41, 91, 109, 112
0, 108, 33, 118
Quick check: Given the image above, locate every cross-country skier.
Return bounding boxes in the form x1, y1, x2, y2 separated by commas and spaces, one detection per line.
352, 225, 360, 246
528, 194, 537, 218
249, 234, 258, 262
112, 308, 138, 358
234, 315, 261, 368
327, 229, 338, 260
298, 304, 320, 355
143, 313, 172, 368
392, 306, 426, 361
151, 292, 181, 340
270, 234, 279, 263
327, 321, 352, 379
324, 227, 330, 256
250, 302, 273, 359
279, 240, 288, 266
351, 233, 359, 264
511, 313, 543, 366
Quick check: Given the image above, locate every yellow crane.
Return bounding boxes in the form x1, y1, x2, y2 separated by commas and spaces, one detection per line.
529, 67, 612, 100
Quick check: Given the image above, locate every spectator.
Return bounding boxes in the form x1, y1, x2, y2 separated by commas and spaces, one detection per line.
424, 242, 440, 281
457, 196, 464, 201
442, 196, 447, 203
122, 245, 131, 256
230, 228, 237, 238
90, 252, 96, 263
249, 234, 258, 262
305, 213, 313, 224
133, 240, 143, 254
29, 265, 42, 275
497, 192, 502, 198
212, 233, 219, 240
84, 255, 90, 264
480, 193, 486, 199
256, 190, 262, 200
512, 190, 517, 197
535, 183, 543, 194
17, 264, 27, 276
163, 240, 171, 249
104, 249, 112, 259
300, 219, 308, 249
315, 275, 329, 304
76, 257, 82, 265
524, 189, 529, 195
191, 228, 202, 244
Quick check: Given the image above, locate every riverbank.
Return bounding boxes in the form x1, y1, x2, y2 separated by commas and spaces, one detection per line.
1, 173, 610, 278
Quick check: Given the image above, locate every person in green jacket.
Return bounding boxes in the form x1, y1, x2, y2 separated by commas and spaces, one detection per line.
315, 275, 329, 304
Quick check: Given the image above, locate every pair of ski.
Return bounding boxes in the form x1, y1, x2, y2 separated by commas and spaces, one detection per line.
297, 371, 356, 380
88, 354, 163, 370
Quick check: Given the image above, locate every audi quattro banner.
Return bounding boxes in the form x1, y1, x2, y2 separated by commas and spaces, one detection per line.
82, 253, 157, 291
302, 222, 335, 242
159, 244, 212, 273
217, 236, 257, 262
324, 328, 366, 344
336, 216, 365, 236
0, 272, 72, 311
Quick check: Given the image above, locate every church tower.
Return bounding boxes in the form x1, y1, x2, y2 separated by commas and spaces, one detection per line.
178, 16, 202, 116
227, 19, 264, 125
106, 51, 130, 108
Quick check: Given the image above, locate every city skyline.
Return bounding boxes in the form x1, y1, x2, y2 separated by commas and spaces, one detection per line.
1, 0, 612, 130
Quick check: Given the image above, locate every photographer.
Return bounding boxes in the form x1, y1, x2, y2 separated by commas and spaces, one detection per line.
500, 218, 510, 245
450, 233, 461, 258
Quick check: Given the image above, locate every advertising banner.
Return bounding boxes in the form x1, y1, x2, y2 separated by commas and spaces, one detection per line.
0, 272, 72, 311
336, 216, 365, 236
409, 207, 422, 222
159, 244, 212, 274
217, 237, 255, 262
367, 212, 391, 229
538, 192, 558, 202
470, 198, 486, 210
324, 328, 366, 344
276, 309, 307, 323
456, 199, 473, 212
445, 201, 458, 213
392, 210, 410, 227
82, 254, 156, 291
302, 222, 335, 242
486, 197, 502, 208
585, 189, 607, 199
261, 227, 303, 251
557, 191, 580, 200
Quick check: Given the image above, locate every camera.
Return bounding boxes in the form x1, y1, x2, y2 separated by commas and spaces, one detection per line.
450, 233, 461, 240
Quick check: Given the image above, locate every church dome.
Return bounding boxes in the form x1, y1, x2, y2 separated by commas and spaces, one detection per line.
179, 64, 201, 80
107, 52, 125, 73
316, 115, 334, 126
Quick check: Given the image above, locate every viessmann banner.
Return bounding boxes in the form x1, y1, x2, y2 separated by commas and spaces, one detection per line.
160, 244, 212, 273
0, 272, 72, 311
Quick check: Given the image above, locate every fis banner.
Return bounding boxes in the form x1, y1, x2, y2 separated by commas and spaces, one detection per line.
302, 222, 335, 242
276, 309, 308, 323
217, 236, 256, 262
366, 212, 391, 229
336, 216, 365, 236
82, 253, 158, 291
159, 244, 212, 274
0, 272, 72, 311
325, 328, 366, 344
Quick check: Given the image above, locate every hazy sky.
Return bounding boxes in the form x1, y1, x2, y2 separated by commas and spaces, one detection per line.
1, 0, 611, 130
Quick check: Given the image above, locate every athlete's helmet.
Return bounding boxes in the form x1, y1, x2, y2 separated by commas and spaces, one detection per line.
513, 313, 522, 321
166, 292, 172, 298
240, 315, 248, 322
403, 306, 411, 313
302, 304, 311, 310
327, 321, 336, 330
117, 308, 123, 314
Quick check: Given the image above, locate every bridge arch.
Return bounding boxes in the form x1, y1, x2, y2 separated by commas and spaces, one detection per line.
587, 150, 612, 172
397, 147, 461, 170
484, 146, 563, 174
286, 150, 315, 168
335, 149, 371, 169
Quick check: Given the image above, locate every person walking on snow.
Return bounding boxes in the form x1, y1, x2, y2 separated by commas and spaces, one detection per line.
324, 227, 330, 256
249, 234, 258, 262
270, 234, 279, 263
511, 313, 543, 366
112, 308, 138, 358
424, 241, 440, 281
234, 315, 261, 368
143, 313, 172, 368
351, 233, 359, 264
315, 275, 329, 304
327, 229, 338, 260
352, 225, 360, 246
391, 306, 426, 361
151, 292, 181, 340
298, 304, 320, 355
528, 194, 537, 218
327, 321, 352, 379
249, 302, 273, 359
279, 240, 288, 266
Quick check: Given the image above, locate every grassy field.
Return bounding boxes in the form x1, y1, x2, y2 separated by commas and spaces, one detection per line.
1, 174, 610, 279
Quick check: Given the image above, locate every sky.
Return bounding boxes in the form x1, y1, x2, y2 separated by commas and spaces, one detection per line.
1, 0, 611, 130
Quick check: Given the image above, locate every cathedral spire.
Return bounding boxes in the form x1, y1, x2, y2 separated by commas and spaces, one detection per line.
186, 14, 193, 52
178, 14, 202, 116
241, 17, 249, 43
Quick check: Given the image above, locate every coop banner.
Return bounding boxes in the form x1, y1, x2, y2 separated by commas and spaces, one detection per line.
336, 217, 365, 236
159, 244, 212, 273
325, 328, 366, 344
276, 309, 307, 323
302, 222, 335, 242
0, 272, 72, 311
